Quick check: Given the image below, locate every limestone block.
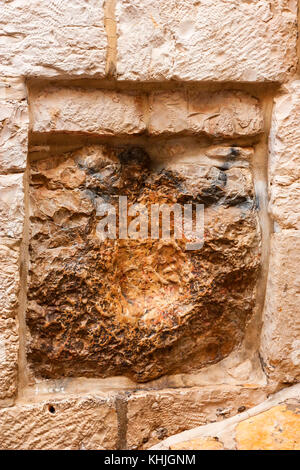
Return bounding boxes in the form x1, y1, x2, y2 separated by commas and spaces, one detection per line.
170, 437, 224, 450
0, 395, 118, 449
269, 81, 300, 229
236, 404, 300, 450
126, 385, 267, 449
116, 0, 297, 82
0, 243, 20, 400
0, 243, 19, 320
30, 87, 263, 139
30, 87, 146, 135
0, 174, 24, 239
0, 318, 18, 401
0, 1, 106, 78
148, 90, 263, 137
0, 78, 28, 172
151, 384, 300, 450
261, 232, 300, 384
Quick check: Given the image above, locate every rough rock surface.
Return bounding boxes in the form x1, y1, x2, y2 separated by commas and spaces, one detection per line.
269, 81, 300, 230
0, 395, 118, 450
116, 0, 297, 81
30, 87, 146, 136
0, 0, 106, 78
260, 232, 300, 384
0, 243, 19, 400
0, 78, 28, 172
0, 174, 24, 239
27, 145, 261, 382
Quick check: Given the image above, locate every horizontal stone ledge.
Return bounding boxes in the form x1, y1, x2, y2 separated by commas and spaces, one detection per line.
30, 87, 264, 139
0, 384, 269, 450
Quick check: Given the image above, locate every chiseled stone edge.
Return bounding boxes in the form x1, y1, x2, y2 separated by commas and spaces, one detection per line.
260, 231, 300, 384
0, 77, 28, 173
0, 77, 28, 403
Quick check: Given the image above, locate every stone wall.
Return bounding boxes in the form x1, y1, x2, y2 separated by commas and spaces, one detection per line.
0, 0, 299, 450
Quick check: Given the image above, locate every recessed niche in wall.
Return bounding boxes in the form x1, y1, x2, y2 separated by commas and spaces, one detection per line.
26, 85, 263, 382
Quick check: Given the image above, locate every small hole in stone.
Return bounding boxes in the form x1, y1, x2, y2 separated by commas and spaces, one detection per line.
238, 406, 246, 413
48, 405, 56, 414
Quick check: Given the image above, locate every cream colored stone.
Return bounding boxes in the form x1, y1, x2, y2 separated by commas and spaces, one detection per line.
151, 384, 300, 450
0, 78, 27, 101
126, 385, 267, 449
0, 395, 118, 449
0, 96, 28, 172
0, 243, 19, 400
261, 232, 300, 384
188, 90, 263, 137
170, 437, 224, 450
0, 318, 18, 400
0, 174, 24, 239
148, 91, 188, 135
148, 90, 263, 137
0, 1, 106, 78
30, 87, 146, 135
0, 243, 19, 320
116, 0, 297, 82
269, 81, 300, 229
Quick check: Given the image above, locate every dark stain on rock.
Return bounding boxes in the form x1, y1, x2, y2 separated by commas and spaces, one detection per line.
27, 145, 261, 382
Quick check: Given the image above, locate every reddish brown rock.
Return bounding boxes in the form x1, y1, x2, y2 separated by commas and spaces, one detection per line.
27, 145, 261, 382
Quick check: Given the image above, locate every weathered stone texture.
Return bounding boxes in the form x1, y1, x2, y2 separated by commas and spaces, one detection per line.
116, 0, 297, 82
0, 243, 19, 320
261, 232, 300, 384
0, 396, 118, 449
30, 87, 263, 139
0, 243, 20, 400
126, 386, 267, 449
0, 78, 28, 172
0, 174, 24, 239
0, 318, 18, 401
269, 81, 300, 230
0, 1, 106, 78
30, 87, 146, 135
170, 437, 224, 450
148, 90, 263, 137
236, 403, 300, 450
27, 144, 260, 382
151, 385, 300, 450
